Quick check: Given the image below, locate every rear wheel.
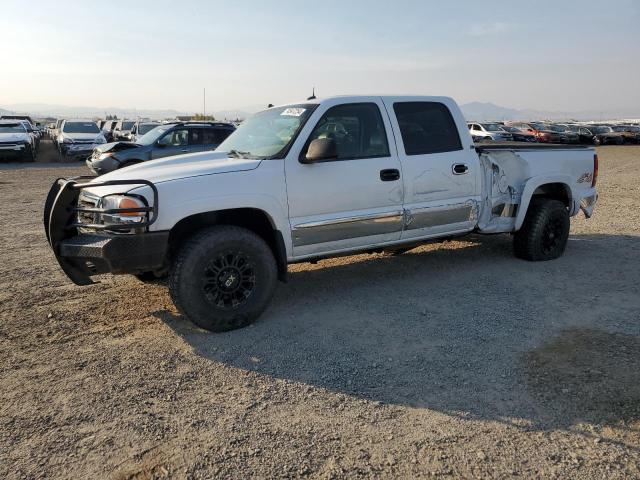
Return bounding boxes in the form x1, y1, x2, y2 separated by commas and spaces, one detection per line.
169, 226, 277, 332
514, 199, 570, 261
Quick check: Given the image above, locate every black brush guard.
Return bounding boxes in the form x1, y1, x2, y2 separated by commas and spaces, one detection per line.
44, 177, 167, 285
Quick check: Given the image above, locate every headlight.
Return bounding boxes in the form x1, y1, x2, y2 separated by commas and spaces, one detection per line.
98, 195, 147, 225
62, 137, 74, 144
95, 136, 106, 144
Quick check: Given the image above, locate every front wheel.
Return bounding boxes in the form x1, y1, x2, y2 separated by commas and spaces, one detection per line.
169, 226, 277, 332
21, 145, 35, 162
513, 199, 570, 261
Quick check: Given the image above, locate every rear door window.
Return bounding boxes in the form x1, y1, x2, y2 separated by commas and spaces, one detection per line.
189, 127, 204, 145
203, 127, 234, 144
393, 102, 462, 155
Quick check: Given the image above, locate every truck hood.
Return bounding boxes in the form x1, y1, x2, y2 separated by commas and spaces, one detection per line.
94, 141, 142, 154
85, 151, 262, 196
61, 132, 104, 141
0, 132, 29, 142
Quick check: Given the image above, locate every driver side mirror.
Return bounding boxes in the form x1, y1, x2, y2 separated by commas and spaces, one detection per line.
301, 138, 338, 164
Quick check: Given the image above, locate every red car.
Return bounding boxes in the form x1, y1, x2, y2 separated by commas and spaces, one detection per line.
508, 122, 566, 143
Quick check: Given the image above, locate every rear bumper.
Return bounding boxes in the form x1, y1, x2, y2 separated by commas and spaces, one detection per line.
578, 188, 598, 219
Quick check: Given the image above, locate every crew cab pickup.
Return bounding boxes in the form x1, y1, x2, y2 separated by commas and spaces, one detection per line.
44, 96, 598, 332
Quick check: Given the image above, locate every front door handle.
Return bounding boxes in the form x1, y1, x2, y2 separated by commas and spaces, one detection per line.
380, 169, 400, 181
452, 163, 469, 175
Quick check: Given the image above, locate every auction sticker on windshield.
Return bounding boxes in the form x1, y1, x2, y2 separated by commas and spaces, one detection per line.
281, 108, 306, 117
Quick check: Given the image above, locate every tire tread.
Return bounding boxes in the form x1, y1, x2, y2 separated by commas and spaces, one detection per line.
514, 199, 569, 261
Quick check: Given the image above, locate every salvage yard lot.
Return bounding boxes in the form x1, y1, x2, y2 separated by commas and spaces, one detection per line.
1, 145, 639, 479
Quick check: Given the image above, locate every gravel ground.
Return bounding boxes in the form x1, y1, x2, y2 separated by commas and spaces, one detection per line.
1, 143, 639, 479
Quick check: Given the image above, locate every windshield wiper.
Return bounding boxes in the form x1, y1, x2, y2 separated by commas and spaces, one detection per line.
227, 149, 252, 158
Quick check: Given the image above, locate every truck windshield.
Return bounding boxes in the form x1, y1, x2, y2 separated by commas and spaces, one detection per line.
217, 104, 317, 159
138, 123, 160, 135
136, 125, 172, 145
0, 123, 26, 133
63, 122, 100, 133
122, 121, 135, 130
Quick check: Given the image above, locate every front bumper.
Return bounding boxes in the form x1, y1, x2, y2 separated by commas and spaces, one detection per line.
86, 153, 120, 175
61, 143, 100, 159
0, 143, 28, 157
44, 177, 163, 285
56, 232, 169, 282
0, 143, 27, 151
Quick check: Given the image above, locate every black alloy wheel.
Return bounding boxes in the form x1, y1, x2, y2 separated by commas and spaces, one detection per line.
202, 250, 256, 309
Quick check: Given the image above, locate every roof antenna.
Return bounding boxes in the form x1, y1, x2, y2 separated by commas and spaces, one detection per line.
307, 87, 316, 101
267, 103, 274, 108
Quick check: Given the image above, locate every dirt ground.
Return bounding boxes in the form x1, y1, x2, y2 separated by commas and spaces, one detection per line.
1, 142, 639, 479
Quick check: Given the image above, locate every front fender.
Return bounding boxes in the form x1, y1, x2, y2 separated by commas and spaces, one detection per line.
131, 181, 292, 255
515, 174, 575, 231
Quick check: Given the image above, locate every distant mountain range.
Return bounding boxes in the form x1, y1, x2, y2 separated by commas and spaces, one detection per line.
1, 101, 637, 122
459, 102, 639, 122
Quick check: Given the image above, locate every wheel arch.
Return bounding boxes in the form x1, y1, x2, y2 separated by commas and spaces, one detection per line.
168, 208, 288, 282
515, 176, 574, 230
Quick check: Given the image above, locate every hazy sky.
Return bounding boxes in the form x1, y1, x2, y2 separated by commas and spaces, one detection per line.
1, 0, 638, 113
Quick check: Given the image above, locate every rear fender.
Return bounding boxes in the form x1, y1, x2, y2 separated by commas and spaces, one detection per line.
515, 175, 574, 230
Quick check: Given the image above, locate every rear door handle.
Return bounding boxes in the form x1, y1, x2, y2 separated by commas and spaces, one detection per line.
452, 163, 469, 175
380, 169, 400, 181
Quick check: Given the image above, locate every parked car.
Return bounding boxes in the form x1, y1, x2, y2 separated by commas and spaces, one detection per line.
52, 119, 64, 146
18, 120, 40, 151
547, 124, 580, 144
87, 121, 236, 175
113, 120, 136, 141
0, 120, 36, 161
101, 120, 118, 142
45, 95, 598, 333
0, 114, 34, 125
528, 122, 569, 143
577, 125, 624, 146
0, 115, 40, 144
501, 125, 537, 142
129, 121, 161, 142
611, 125, 640, 144
57, 119, 107, 160
46, 122, 57, 140
467, 122, 513, 141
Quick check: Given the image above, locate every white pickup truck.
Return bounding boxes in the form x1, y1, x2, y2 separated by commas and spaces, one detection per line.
44, 96, 598, 332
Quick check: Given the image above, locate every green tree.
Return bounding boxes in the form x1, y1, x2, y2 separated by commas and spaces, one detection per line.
193, 113, 215, 121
